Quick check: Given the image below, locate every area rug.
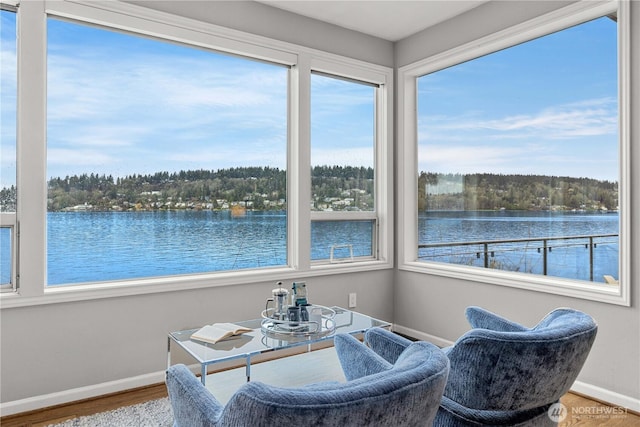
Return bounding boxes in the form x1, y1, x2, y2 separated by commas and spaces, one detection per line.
46, 397, 173, 427
46, 347, 343, 426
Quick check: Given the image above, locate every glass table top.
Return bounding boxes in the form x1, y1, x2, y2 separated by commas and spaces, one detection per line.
169, 306, 390, 366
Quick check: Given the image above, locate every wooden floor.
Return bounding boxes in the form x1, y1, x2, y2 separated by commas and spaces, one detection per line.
559, 393, 640, 426
0, 383, 168, 427
1, 386, 637, 427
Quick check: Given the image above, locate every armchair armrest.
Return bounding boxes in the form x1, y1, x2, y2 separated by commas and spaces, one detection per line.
334, 333, 392, 381
364, 327, 412, 364
465, 306, 529, 332
166, 364, 223, 427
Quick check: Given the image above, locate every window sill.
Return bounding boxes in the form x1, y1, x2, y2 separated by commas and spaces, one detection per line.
0, 260, 392, 309
310, 258, 391, 275
399, 261, 629, 306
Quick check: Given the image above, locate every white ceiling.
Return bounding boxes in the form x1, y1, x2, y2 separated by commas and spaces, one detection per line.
257, 0, 488, 42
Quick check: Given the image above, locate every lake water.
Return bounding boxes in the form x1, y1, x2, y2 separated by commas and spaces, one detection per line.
0, 210, 618, 286
44, 211, 374, 285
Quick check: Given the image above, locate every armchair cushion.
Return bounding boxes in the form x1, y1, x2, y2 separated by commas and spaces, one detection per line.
363, 326, 413, 364
334, 332, 392, 380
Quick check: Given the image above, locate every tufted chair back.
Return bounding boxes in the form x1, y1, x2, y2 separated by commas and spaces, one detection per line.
436, 306, 597, 426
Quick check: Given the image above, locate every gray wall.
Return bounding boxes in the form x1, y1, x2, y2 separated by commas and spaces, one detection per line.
0, 271, 394, 402
394, 0, 640, 405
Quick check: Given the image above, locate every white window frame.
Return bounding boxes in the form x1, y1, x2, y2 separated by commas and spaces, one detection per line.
308, 59, 392, 270
397, 0, 630, 306
0, 2, 18, 293
1, 0, 393, 308
0, 214, 17, 292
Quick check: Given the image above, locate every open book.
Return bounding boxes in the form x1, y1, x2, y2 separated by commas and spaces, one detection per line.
190, 323, 253, 345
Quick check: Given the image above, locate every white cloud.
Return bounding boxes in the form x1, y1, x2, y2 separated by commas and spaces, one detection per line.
47, 148, 116, 168
418, 144, 536, 174
49, 124, 151, 148
45, 34, 290, 177
419, 97, 617, 143
417, 137, 618, 181
43, 21, 376, 179
46, 49, 288, 124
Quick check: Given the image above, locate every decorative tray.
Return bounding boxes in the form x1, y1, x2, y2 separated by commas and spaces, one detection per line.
260, 305, 336, 338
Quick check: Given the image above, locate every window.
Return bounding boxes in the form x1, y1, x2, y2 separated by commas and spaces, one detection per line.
310, 72, 378, 262
418, 16, 618, 283
398, 1, 629, 304
0, 6, 17, 291
0, 0, 392, 303
46, 18, 289, 285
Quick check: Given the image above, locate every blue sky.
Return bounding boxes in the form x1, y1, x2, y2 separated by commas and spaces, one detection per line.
311, 73, 375, 170
0, 10, 17, 188
0, 12, 618, 188
45, 18, 376, 182
417, 16, 618, 182
45, 17, 290, 181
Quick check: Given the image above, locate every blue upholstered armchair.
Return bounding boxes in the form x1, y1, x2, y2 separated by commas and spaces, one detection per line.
166, 332, 449, 427
366, 307, 597, 426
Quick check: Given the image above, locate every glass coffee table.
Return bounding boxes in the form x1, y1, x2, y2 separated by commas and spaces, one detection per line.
168, 306, 390, 385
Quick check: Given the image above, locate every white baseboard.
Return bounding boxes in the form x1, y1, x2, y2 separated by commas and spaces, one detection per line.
571, 380, 640, 413
392, 323, 640, 413
392, 324, 455, 348
0, 370, 166, 417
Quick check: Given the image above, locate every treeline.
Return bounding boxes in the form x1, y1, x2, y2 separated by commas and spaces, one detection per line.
0, 169, 618, 213
311, 166, 374, 203
418, 172, 618, 211
47, 167, 288, 212
42, 166, 375, 212
0, 185, 16, 212
47, 167, 286, 191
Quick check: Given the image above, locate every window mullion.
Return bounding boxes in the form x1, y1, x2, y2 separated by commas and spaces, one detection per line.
375, 82, 392, 264
16, 0, 47, 296
292, 54, 312, 271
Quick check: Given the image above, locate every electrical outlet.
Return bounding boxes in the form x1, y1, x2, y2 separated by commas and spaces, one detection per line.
348, 293, 357, 308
